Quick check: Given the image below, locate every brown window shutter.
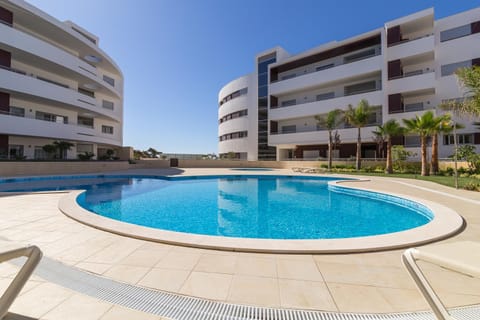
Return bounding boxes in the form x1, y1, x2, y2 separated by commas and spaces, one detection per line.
0, 6, 13, 25
270, 121, 278, 134
474, 132, 480, 144
391, 136, 404, 146
0, 92, 9, 112
388, 94, 403, 114
270, 95, 278, 108
471, 21, 480, 34
0, 48, 11, 68
387, 26, 401, 46
388, 60, 402, 79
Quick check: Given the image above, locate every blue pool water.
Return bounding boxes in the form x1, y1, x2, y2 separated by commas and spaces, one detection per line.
0, 175, 433, 239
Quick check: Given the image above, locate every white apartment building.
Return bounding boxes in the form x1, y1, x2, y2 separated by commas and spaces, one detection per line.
0, 0, 123, 160
218, 7, 480, 161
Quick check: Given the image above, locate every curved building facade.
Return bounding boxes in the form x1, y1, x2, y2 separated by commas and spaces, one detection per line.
218, 73, 256, 160
0, 0, 124, 159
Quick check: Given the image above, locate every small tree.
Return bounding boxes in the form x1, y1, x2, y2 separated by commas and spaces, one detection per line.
456, 145, 480, 173
315, 109, 343, 171
345, 99, 374, 170
147, 147, 161, 158
392, 145, 415, 173
373, 119, 405, 174
53, 141, 74, 160
42, 144, 57, 160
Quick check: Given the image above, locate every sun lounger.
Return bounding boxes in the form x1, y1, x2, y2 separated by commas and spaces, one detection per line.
0, 241, 42, 319
402, 241, 480, 320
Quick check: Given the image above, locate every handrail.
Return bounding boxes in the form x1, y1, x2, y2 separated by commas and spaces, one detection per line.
0, 108, 95, 130
0, 242, 43, 319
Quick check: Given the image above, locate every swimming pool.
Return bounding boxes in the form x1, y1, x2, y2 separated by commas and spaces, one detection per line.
0, 174, 432, 240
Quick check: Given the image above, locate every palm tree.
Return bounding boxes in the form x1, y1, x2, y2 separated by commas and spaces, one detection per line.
403, 111, 437, 176
430, 114, 452, 175
315, 109, 343, 171
345, 99, 373, 170
53, 141, 74, 160
373, 119, 405, 174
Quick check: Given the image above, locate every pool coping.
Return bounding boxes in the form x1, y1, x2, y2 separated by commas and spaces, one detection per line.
57, 174, 464, 254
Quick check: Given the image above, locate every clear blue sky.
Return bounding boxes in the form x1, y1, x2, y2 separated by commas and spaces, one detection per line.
27, 0, 480, 154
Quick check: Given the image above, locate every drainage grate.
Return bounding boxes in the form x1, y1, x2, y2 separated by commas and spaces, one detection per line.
12, 257, 480, 320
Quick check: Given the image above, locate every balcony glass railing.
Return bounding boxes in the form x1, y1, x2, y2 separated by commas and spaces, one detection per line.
272, 121, 382, 135
272, 46, 381, 84
388, 68, 434, 81
388, 33, 434, 47
1, 21, 118, 90
272, 87, 380, 110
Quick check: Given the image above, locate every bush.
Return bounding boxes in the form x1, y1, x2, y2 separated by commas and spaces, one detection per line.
78, 152, 94, 161
463, 182, 480, 191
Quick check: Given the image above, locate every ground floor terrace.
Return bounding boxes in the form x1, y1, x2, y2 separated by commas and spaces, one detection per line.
0, 168, 480, 319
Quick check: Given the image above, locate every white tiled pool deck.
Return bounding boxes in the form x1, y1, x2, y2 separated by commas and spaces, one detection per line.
1, 168, 480, 319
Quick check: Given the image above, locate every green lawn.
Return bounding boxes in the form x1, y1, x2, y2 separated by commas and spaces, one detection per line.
341, 171, 479, 190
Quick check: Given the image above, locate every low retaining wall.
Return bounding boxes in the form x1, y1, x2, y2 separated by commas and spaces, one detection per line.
0, 161, 132, 177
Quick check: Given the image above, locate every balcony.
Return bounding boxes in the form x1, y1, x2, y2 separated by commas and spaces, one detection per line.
0, 67, 120, 122
270, 90, 383, 121
0, 22, 121, 97
387, 34, 434, 61
387, 71, 435, 95
0, 111, 121, 145
270, 55, 382, 95
269, 126, 380, 146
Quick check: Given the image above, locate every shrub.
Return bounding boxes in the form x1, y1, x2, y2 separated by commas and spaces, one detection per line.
78, 152, 94, 161
463, 182, 480, 191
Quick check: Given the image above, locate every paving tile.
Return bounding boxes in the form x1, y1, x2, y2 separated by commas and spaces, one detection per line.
194, 254, 237, 274
327, 282, 394, 313
138, 267, 190, 292
180, 271, 232, 300
10, 282, 74, 318
103, 265, 150, 284
234, 256, 277, 278
100, 305, 160, 320
227, 275, 280, 307
119, 249, 167, 267
279, 279, 337, 311
277, 259, 323, 281
41, 293, 112, 320
75, 262, 114, 275
155, 251, 201, 270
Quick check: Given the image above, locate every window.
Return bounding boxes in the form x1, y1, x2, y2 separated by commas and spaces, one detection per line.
102, 100, 114, 110
281, 125, 296, 134
404, 102, 424, 112
219, 87, 248, 106
9, 106, 25, 117
8, 145, 23, 159
281, 99, 296, 107
103, 75, 115, 86
443, 134, 473, 145
219, 109, 248, 124
102, 125, 114, 134
343, 48, 376, 63
344, 80, 377, 96
440, 23, 477, 42
78, 87, 95, 98
281, 74, 296, 81
316, 64, 334, 71
219, 131, 248, 141
77, 116, 94, 128
316, 92, 335, 101
441, 60, 471, 77
35, 111, 68, 124
77, 144, 93, 153
34, 146, 47, 160
405, 136, 421, 147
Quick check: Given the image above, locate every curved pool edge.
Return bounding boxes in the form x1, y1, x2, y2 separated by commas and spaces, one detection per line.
58, 178, 465, 254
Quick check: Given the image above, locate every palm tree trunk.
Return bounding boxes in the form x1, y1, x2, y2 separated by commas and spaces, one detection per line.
421, 135, 429, 176
356, 127, 361, 171
430, 134, 439, 175
386, 138, 393, 174
328, 130, 332, 171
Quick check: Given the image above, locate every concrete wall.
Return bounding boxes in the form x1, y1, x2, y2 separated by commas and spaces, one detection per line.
0, 161, 132, 177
